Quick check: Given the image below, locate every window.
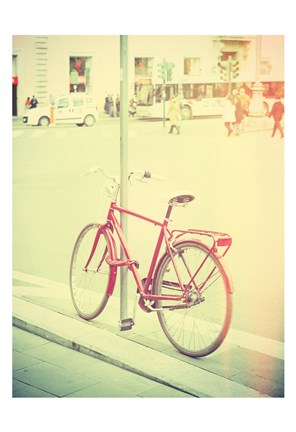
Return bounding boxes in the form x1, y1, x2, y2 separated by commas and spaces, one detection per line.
73, 98, 84, 107
69, 56, 92, 93
182, 83, 229, 100
262, 81, 284, 98
220, 51, 238, 61
183, 84, 199, 99
135, 58, 153, 77
135, 80, 153, 105
213, 83, 228, 98
184, 58, 201, 76
57, 98, 69, 108
85, 97, 94, 104
260, 59, 272, 75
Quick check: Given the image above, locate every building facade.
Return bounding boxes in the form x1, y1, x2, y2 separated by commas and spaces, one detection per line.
12, 35, 284, 116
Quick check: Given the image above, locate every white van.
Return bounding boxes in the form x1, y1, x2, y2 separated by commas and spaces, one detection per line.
23, 93, 98, 127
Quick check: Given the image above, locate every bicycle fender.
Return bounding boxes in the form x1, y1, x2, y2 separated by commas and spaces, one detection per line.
102, 226, 118, 296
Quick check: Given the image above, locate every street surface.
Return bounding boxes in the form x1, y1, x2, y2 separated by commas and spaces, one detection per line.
12, 116, 284, 343
13, 326, 191, 397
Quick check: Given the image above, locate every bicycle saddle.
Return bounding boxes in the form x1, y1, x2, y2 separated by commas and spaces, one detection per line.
168, 192, 195, 206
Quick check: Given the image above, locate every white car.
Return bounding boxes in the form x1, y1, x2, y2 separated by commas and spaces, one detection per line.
23, 93, 98, 127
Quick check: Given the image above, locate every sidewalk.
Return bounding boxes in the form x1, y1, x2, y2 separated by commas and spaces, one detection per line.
13, 326, 191, 397
12, 271, 284, 398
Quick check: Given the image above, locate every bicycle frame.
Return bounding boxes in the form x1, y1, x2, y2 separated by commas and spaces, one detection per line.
84, 199, 232, 304
71, 169, 234, 356
106, 201, 184, 301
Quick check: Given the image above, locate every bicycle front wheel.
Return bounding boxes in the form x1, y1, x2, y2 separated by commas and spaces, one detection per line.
153, 240, 232, 357
70, 224, 115, 320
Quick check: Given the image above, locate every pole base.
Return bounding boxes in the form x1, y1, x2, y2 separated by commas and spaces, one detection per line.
119, 318, 134, 331
245, 115, 269, 130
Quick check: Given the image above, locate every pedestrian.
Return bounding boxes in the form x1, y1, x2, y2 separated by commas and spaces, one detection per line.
232, 89, 244, 136
30, 95, 38, 109
239, 87, 250, 131
167, 97, 181, 135
129, 94, 137, 117
109, 95, 114, 117
25, 97, 31, 110
269, 96, 284, 138
104, 94, 110, 114
222, 95, 236, 136
116, 95, 120, 117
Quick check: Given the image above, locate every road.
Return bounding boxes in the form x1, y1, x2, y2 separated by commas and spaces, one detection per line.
12, 116, 284, 342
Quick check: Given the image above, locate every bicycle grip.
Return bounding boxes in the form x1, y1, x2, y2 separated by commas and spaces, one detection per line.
144, 171, 163, 181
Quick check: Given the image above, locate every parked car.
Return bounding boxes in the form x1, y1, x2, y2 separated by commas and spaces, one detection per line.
23, 93, 98, 126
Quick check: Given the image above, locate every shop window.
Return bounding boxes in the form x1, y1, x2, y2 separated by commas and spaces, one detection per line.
184, 58, 201, 76
69, 56, 92, 93
135, 80, 153, 105
135, 58, 153, 77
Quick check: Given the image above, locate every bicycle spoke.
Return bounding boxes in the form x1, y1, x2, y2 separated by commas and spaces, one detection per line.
154, 241, 232, 357
70, 224, 112, 320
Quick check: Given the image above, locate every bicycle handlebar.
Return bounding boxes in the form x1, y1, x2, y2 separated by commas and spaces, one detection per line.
81, 167, 163, 183
81, 167, 116, 179
128, 170, 163, 183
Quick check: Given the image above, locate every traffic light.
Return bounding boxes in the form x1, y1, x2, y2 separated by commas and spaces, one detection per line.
157, 62, 166, 81
218, 60, 229, 81
231, 60, 239, 79
166, 62, 175, 82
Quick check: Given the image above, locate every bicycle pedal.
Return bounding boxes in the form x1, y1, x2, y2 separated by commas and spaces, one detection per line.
119, 318, 134, 331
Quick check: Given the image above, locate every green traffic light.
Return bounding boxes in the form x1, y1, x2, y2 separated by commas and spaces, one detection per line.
231, 60, 239, 78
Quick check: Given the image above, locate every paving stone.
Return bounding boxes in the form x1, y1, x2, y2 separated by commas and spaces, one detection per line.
13, 350, 42, 371
13, 379, 56, 397
67, 382, 136, 398
13, 326, 49, 352
13, 362, 98, 397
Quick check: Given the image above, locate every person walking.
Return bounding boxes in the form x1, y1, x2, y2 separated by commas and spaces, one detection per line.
222, 95, 236, 136
30, 95, 38, 109
269, 97, 284, 138
104, 94, 110, 114
167, 97, 181, 135
128, 94, 137, 117
116, 95, 120, 117
239, 88, 250, 131
232, 89, 244, 136
109, 95, 114, 117
25, 97, 31, 109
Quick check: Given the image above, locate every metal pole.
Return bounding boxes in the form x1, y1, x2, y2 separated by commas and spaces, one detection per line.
255, 35, 261, 84
119, 35, 133, 330
162, 58, 166, 128
249, 35, 265, 117
228, 56, 232, 94
162, 83, 166, 127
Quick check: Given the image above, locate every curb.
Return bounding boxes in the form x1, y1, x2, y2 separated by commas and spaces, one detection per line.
13, 295, 269, 398
12, 115, 274, 134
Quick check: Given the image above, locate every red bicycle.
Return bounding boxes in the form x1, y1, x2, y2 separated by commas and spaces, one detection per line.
70, 168, 233, 357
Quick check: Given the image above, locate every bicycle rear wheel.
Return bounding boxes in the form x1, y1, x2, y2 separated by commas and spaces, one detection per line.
153, 240, 232, 357
70, 224, 116, 320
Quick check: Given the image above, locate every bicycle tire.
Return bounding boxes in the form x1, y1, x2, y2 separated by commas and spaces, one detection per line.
153, 240, 232, 357
70, 223, 116, 320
